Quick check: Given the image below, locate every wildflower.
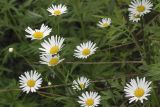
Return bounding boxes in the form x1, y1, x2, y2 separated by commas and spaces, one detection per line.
39, 35, 65, 55
25, 24, 52, 40
124, 77, 152, 103
78, 91, 101, 107
128, 0, 153, 16
74, 41, 98, 59
19, 70, 42, 93
97, 18, 111, 28
40, 54, 64, 66
72, 76, 90, 90
129, 13, 141, 22
47, 4, 67, 16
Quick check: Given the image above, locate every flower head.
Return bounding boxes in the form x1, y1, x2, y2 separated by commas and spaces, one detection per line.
97, 18, 111, 28
25, 24, 52, 40
19, 70, 42, 93
124, 77, 152, 103
74, 41, 98, 59
8, 48, 14, 53
128, 0, 153, 16
72, 76, 90, 90
39, 35, 65, 55
40, 54, 64, 66
48, 81, 52, 86
78, 91, 101, 107
129, 13, 141, 22
47, 4, 67, 16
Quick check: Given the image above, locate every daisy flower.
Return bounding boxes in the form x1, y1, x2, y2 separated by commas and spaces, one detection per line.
25, 24, 52, 40
78, 91, 101, 107
72, 76, 90, 90
39, 35, 65, 55
74, 41, 98, 59
124, 77, 152, 103
40, 54, 64, 66
129, 13, 141, 22
47, 4, 67, 16
128, 0, 153, 16
97, 18, 111, 28
19, 70, 42, 93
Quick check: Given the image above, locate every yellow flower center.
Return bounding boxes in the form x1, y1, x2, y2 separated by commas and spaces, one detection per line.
49, 57, 59, 65
79, 83, 85, 89
33, 32, 43, 39
102, 23, 109, 27
134, 88, 145, 98
82, 48, 90, 56
53, 10, 61, 16
137, 5, 145, 12
86, 98, 94, 106
27, 79, 36, 87
50, 46, 59, 54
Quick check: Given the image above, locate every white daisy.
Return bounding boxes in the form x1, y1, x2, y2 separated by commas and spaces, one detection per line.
25, 24, 52, 40
128, 0, 153, 16
47, 4, 67, 16
72, 76, 90, 90
74, 41, 98, 59
129, 13, 141, 22
19, 70, 42, 93
78, 91, 101, 107
40, 54, 64, 66
97, 18, 111, 28
39, 35, 65, 55
124, 77, 152, 103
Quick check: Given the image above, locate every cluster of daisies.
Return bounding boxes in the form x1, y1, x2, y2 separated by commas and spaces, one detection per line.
129, 0, 153, 22
25, 22, 99, 66
19, 70, 152, 106
25, 6, 112, 66
18, 0, 154, 106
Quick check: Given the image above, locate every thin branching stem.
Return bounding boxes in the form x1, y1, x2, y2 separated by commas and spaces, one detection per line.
65, 61, 143, 64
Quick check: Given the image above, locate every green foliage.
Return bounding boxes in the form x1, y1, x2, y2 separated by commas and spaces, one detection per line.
0, 0, 160, 107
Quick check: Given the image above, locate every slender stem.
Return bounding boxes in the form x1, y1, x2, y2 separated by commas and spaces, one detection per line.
37, 92, 57, 99
80, 16, 85, 38
130, 32, 143, 57
141, 17, 150, 64
37, 91, 64, 97
33, 60, 143, 65
56, 17, 60, 35
65, 61, 143, 64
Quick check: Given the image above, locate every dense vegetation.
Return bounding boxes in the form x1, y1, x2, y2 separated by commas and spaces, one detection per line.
0, 0, 160, 107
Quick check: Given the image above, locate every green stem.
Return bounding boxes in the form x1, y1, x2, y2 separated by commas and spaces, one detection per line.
80, 16, 85, 38
130, 32, 143, 58
56, 17, 60, 35
141, 17, 150, 64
